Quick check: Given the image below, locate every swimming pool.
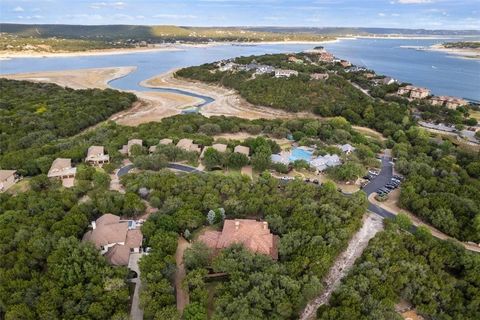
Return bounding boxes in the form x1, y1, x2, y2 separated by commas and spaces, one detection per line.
289, 147, 313, 162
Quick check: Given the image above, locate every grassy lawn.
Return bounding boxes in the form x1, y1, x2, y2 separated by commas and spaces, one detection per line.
6, 178, 30, 195
470, 109, 480, 121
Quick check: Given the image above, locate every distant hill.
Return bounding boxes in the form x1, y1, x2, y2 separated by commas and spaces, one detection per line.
2, 24, 478, 42
0, 24, 333, 43
246, 26, 480, 36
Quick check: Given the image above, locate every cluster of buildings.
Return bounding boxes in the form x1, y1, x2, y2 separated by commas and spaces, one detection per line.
429, 96, 469, 109
271, 144, 355, 173
199, 219, 278, 259
397, 85, 431, 99
217, 60, 299, 78
82, 214, 144, 266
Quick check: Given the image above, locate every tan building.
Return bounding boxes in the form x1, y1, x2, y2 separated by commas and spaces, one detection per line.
310, 73, 329, 81
85, 146, 109, 167
150, 138, 174, 153
119, 139, 143, 156
275, 69, 298, 78
200, 143, 228, 158
234, 145, 250, 157
176, 138, 202, 153
339, 60, 351, 67
397, 85, 431, 99
83, 214, 143, 266
288, 56, 303, 64
47, 158, 76, 188
429, 96, 468, 109
199, 219, 278, 259
0, 170, 19, 193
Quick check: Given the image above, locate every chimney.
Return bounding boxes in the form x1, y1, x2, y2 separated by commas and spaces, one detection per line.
263, 221, 268, 230
92, 221, 96, 230
235, 221, 240, 231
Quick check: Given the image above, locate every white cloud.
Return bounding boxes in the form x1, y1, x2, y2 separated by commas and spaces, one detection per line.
378, 12, 386, 17
396, 0, 433, 4
90, 1, 126, 9
17, 15, 44, 20
153, 14, 197, 19
13, 6, 24, 12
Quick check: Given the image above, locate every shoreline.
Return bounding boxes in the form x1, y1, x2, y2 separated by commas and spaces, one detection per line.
400, 43, 480, 60
1, 35, 466, 60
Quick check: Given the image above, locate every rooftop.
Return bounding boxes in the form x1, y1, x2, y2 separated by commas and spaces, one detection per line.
199, 219, 278, 259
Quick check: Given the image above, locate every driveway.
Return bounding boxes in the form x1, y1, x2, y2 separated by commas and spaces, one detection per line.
175, 237, 191, 313
128, 253, 144, 320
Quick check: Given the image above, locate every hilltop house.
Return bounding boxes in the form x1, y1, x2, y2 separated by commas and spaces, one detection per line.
339, 60, 351, 68
199, 219, 278, 259
338, 144, 356, 154
119, 139, 143, 156
309, 154, 341, 172
200, 143, 228, 158
234, 145, 250, 157
83, 214, 143, 266
275, 69, 299, 78
374, 77, 397, 86
85, 146, 109, 167
429, 96, 468, 109
310, 73, 329, 81
47, 158, 76, 188
0, 170, 19, 193
255, 65, 276, 75
176, 138, 202, 153
397, 85, 431, 99
288, 56, 303, 64
219, 62, 237, 72
149, 138, 173, 153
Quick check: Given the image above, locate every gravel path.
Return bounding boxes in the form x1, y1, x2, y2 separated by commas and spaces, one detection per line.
299, 213, 384, 320
175, 237, 191, 314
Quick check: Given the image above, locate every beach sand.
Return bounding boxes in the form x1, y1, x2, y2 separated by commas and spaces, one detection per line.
428, 43, 480, 59
1, 66, 137, 89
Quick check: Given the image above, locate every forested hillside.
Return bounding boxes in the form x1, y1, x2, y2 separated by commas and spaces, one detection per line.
0, 171, 133, 319
0, 79, 136, 167
317, 220, 480, 320
122, 170, 368, 319
175, 54, 410, 136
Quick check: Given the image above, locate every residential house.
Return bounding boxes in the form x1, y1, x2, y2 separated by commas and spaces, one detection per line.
397, 85, 431, 99
234, 145, 250, 157
85, 146, 109, 167
339, 60, 352, 68
0, 170, 19, 193
445, 97, 468, 109
200, 143, 228, 158
428, 96, 468, 109
271, 154, 290, 166
378, 77, 397, 85
309, 154, 341, 172
219, 62, 237, 72
150, 138, 174, 153
199, 219, 278, 259
83, 214, 143, 266
176, 138, 202, 153
310, 73, 329, 81
288, 56, 303, 64
119, 139, 143, 156
255, 65, 276, 75
275, 69, 299, 78
338, 144, 356, 154
47, 158, 77, 188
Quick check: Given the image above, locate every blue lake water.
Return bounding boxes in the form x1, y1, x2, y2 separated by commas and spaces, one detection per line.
0, 38, 479, 101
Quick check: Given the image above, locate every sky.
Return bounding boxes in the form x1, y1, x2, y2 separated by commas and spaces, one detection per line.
1, 0, 479, 30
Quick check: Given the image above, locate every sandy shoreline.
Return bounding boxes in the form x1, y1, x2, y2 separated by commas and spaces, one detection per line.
1, 66, 137, 89
1, 35, 455, 60
401, 43, 480, 60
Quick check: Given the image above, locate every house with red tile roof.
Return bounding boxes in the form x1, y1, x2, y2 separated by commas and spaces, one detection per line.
83, 214, 143, 266
199, 219, 278, 259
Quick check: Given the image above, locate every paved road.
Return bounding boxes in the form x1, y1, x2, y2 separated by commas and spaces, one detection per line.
118, 164, 134, 177
128, 253, 144, 320
167, 163, 202, 173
